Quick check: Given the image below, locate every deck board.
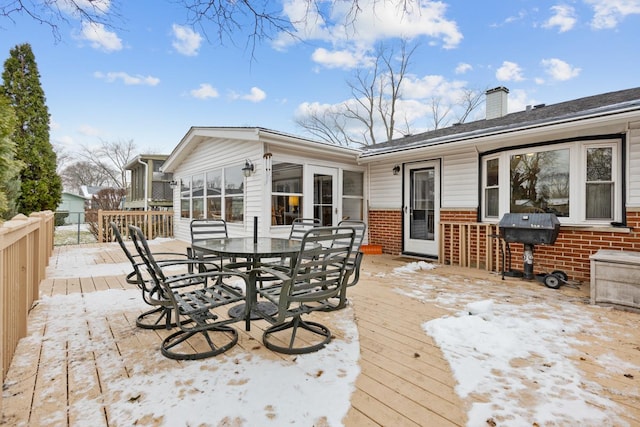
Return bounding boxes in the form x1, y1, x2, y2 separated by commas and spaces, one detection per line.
2, 241, 640, 426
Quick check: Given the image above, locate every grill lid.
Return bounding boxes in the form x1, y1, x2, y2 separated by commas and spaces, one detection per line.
498, 213, 560, 230
498, 213, 560, 245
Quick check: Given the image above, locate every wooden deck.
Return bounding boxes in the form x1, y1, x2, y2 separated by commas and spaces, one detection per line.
2, 240, 640, 426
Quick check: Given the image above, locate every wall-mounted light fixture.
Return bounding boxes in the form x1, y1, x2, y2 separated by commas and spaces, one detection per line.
392, 165, 401, 175
169, 179, 179, 189
242, 159, 255, 177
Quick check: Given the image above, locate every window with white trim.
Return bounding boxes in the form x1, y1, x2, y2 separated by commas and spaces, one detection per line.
342, 170, 364, 220
271, 162, 303, 226
481, 139, 621, 224
179, 164, 245, 222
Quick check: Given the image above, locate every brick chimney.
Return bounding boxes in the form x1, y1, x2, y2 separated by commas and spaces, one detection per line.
485, 86, 509, 119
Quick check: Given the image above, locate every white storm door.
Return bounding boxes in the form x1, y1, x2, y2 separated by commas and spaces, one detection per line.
305, 166, 338, 226
403, 161, 440, 256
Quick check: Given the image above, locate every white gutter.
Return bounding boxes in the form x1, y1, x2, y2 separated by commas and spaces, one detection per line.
137, 157, 148, 211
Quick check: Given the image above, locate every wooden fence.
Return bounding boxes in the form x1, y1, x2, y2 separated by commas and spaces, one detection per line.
96, 210, 174, 242
0, 211, 55, 407
439, 222, 502, 272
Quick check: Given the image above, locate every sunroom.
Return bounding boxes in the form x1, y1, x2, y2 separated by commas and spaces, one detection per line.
161, 127, 365, 242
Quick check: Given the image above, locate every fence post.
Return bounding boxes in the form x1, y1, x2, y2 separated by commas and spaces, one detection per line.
98, 210, 104, 243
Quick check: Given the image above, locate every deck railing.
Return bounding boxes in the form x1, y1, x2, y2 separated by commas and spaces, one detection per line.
0, 211, 55, 402
96, 210, 174, 242
439, 221, 502, 272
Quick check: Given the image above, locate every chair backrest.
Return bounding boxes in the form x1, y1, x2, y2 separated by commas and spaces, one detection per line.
337, 220, 366, 253
190, 218, 228, 244
289, 218, 320, 240
337, 220, 367, 288
129, 225, 167, 285
110, 221, 141, 285
285, 226, 355, 303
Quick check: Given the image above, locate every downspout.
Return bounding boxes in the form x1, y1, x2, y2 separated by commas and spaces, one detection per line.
137, 158, 149, 211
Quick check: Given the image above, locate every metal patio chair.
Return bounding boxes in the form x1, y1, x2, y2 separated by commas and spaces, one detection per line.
288, 217, 320, 240
110, 221, 195, 330
188, 218, 232, 271
253, 226, 355, 354
324, 219, 367, 310
129, 225, 249, 360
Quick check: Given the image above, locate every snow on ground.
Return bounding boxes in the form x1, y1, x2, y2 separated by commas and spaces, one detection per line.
390, 263, 637, 427
24, 244, 360, 426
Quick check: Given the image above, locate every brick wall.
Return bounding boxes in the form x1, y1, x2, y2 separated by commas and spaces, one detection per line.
368, 207, 640, 283
368, 209, 402, 255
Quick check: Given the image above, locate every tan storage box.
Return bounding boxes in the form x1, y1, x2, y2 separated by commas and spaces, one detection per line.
590, 249, 640, 312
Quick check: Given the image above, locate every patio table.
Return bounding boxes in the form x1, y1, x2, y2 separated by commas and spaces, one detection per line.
192, 237, 318, 329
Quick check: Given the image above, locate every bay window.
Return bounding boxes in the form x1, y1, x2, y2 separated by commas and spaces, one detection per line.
482, 139, 620, 224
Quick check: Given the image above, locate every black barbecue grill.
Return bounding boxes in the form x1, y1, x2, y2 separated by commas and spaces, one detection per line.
498, 213, 564, 286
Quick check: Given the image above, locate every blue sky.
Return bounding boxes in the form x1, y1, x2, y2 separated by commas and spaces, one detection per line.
1, 0, 639, 157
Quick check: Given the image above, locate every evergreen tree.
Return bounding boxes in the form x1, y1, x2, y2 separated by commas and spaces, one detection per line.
0, 94, 23, 219
1, 43, 62, 214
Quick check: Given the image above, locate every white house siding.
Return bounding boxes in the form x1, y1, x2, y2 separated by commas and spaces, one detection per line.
366, 147, 478, 210
172, 138, 262, 242
441, 149, 478, 209
367, 161, 402, 209
628, 126, 640, 208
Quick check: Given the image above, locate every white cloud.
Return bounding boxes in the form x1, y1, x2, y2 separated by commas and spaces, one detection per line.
586, 0, 640, 29
496, 61, 525, 82
455, 62, 472, 74
231, 87, 267, 103
401, 74, 467, 100
94, 71, 160, 86
190, 83, 219, 99
78, 124, 102, 136
59, 0, 111, 16
171, 24, 203, 56
295, 74, 479, 141
79, 22, 122, 52
543, 5, 577, 32
311, 48, 371, 69
540, 58, 581, 81
506, 89, 536, 113
276, 0, 462, 55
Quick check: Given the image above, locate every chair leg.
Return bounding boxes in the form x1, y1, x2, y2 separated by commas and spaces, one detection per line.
161, 326, 238, 360
263, 316, 332, 354
136, 306, 192, 330
136, 306, 172, 330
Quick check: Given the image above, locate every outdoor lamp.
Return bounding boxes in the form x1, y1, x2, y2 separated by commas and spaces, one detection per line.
242, 159, 255, 177
392, 165, 401, 175
169, 179, 179, 189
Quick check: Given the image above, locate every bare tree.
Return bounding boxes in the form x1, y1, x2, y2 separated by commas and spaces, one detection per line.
455, 88, 486, 124
429, 96, 453, 130
78, 138, 136, 189
85, 187, 127, 241
1, 0, 120, 41
297, 40, 417, 146
2, 1, 418, 49
60, 160, 114, 193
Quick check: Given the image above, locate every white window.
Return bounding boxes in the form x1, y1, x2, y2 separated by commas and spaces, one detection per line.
179, 164, 245, 222
484, 157, 500, 218
481, 139, 621, 224
271, 162, 303, 226
342, 170, 364, 220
